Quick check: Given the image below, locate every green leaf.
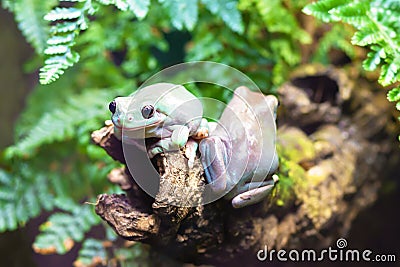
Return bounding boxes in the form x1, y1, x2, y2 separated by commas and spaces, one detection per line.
387, 88, 400, 102
4, 88, 112, 159
302, 0, 348, 22
0, 168, 55, 232
39, 51, 80, 84
201, 0, 244, 33
44, 45, 70, 55
330, 1, 369, 27
351, 27, 383, 46
39, 2, 93, 84
362, 46, 385, 71
44, 7, 83, 21
159, 0, 198, 30
47, 33, 76, 45
126, 0, 150, 19
75, 238, 107, 266
12, 0, 57, 53
33, 206, 100, 254
379, 61, 398, 86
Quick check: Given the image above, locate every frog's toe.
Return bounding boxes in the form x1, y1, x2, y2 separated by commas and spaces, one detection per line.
184, 139, 198, 168
231, 181, 276, 208
171, 125, 190, 147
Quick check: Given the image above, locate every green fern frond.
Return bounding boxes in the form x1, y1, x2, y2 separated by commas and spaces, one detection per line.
0, 168, 54, 231
329, 1, 369, 26
45, 7, 83, 20
351, 26, 382, 46
159, 0, 199, 30
302, 0, 348, 22
362, 45, 385, 71
387, 88, 400, 102
39, 1, 91, 84
201, 0, 244, 33
7, 0, 57, 53
96, 0, 150, 19
125, 0, 150, 19
4, 88, 118, 159
305, 0, 400, 86
74, 238, 107, 266
379, 60, 399, 86
33, 205, 100, 254
247, 0, 310, 43
305, 0, 400, 139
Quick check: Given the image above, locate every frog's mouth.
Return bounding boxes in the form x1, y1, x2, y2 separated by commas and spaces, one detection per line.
112, 120, 162, 131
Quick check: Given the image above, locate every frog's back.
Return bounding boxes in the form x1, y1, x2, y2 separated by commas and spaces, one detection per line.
220, 86, 278, 181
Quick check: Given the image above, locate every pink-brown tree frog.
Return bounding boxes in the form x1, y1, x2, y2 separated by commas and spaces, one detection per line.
199, 86, 279, 208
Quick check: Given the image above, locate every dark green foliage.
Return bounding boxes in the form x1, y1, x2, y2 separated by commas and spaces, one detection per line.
0, 168, 53, 231
2, 0, 57, 53
34, 205, 100, 254
3, 0, 399, 265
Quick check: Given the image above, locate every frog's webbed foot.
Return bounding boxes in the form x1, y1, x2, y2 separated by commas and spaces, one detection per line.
199, 136, 229, 193
231, 175, 279, 208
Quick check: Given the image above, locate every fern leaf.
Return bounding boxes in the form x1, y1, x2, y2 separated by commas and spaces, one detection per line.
379, 60, 399, 86
201, 0, 244, 33
74, 238, 107, 266
0, 168, 55, 232
39, 1, 91, 84
33, 205, 100, 254
330, 1, 369, 27
97, 0, 150, 18
351, 26, 382, 46
126, 0, 150, 19
96, 0, 129, 10
44, 7, 83, 21
39, 50, 80, 84
159, 0, 198, 30
44, 44, 70, 55
362, 45, 385, 71
47, 33, 76, 45
12, 0, 57, 53
52, 21, 80, 33
387, 88, 400, 102
302, 0, 348, 22
4, 88, 116, 159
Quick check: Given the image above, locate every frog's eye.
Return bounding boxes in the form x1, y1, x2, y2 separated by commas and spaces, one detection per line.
141, 105, 155, 119
109, 100, 117, 114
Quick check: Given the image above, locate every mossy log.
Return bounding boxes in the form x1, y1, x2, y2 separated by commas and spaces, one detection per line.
91, 65, 397, 266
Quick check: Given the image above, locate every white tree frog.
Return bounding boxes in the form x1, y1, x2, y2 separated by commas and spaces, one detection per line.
109, 83, 207, 158
199, 86, 279, 208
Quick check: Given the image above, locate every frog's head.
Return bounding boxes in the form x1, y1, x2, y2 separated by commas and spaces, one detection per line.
109, 95, 167, 132
109, 83, 198, 139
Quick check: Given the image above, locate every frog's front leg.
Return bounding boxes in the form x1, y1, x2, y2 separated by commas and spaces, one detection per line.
147, 138, 178, 158
199, 136, 229, 193
147, 125, 190, 158
230, 175, 279, 208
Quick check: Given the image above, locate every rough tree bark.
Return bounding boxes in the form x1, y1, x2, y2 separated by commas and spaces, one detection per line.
91, 65, 397, 266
